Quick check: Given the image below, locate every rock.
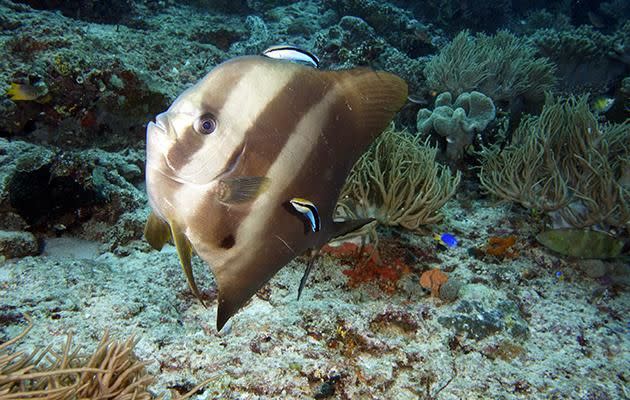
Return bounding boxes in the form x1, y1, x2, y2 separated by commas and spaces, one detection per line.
439, 278, 463, 302
579, 259, 609, 278
0, 230, 39, 259
437, 284, 529, 340
0, 212, 28, 231
608, 261, 630, 286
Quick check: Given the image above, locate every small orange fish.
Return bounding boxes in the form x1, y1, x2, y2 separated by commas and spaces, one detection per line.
6, 82, 49, 101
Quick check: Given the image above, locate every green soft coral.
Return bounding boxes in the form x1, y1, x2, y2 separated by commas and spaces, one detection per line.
479, 94, 630, 229
424, 30, 556, 105
337, 125, 461, 231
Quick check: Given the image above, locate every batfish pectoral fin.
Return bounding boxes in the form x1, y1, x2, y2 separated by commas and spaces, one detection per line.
218, 176, 271, 204
144, 212, 171, 251
169, 221, 207, 308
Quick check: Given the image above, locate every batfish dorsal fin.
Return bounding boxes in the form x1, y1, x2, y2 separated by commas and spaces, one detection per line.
144, 212, 171, 251
169, 221, 207, 308
332, 68, 408, 138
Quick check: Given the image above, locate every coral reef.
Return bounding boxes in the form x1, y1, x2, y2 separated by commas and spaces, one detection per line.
337, 126, 461, 231
479, 94, 630, 229
531, 25, 629, 95
321, 0, 439, 57
12, 0, 137, 24
404, 0, 514, 34
416, 91, 496, 164
0, 138, 146, 249
313, 15, 427, 95
424, 30, 556, 108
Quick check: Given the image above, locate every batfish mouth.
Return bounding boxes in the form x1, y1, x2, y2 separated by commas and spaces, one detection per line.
149, 113, 173, 137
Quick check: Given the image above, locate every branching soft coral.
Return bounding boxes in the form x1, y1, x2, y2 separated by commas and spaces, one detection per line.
336, 125, 461, 231
479, 94, 630, 229
0, 316, 209, 399
424, 30, 556, 105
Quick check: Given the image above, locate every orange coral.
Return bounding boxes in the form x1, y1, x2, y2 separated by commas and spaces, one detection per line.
420, 269, 448, 296
484, 236, 518, 259
322, 242, 412, 293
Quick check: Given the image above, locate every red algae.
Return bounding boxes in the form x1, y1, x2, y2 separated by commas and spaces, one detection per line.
322, 241, 414, 293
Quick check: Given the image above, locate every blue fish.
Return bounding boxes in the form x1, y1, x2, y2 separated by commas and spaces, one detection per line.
290, 197, 321, 232
434, 233, 458, 248
262, 45, 320, 68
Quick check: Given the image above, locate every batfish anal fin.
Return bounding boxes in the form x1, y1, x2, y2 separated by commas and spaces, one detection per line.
297, 249, 319, 300
169, 221, 207, 308
330, 218, 376, 241
144, 212, 171, 251
218, 176, 271, 204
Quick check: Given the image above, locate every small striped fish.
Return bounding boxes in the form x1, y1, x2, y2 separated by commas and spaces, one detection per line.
144, 54, 407, 330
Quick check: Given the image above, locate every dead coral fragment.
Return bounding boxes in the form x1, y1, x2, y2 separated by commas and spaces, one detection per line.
337, 125, 461, 231
420, 269, 449, 297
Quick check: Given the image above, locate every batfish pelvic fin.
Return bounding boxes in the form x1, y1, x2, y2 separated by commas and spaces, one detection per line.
144, 212, 207, 307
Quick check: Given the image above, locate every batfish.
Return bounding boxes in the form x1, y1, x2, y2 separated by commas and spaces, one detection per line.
144, 54, 407, 330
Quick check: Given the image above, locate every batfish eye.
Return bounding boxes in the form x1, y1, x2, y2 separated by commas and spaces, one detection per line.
194, 114, 217, 135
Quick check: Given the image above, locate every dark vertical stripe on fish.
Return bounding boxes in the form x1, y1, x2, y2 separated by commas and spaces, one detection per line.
230, 68, 334, 178
165, 62, 257, 171
190, 68, 334, 250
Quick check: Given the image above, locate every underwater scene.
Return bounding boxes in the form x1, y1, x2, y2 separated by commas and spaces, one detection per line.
0, 0, 629, 398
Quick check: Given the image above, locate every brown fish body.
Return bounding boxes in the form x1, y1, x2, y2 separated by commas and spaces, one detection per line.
145, 56, 407, 329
